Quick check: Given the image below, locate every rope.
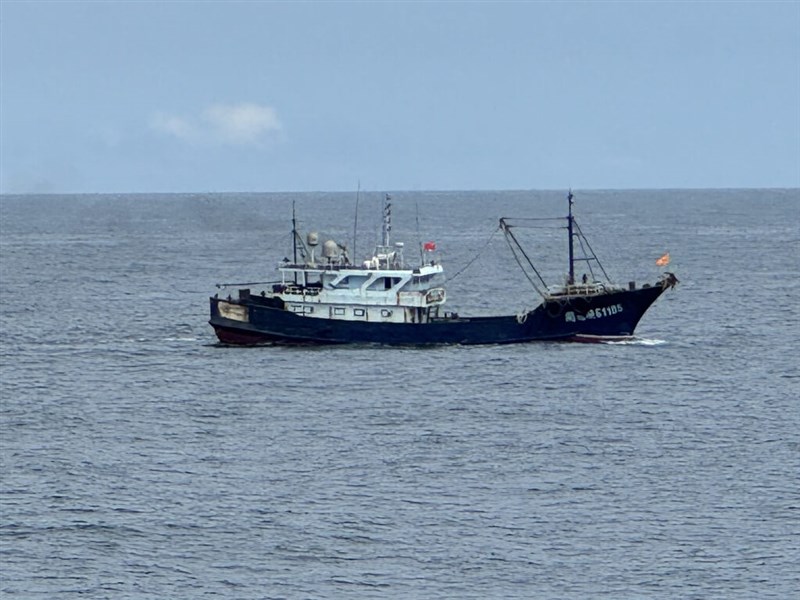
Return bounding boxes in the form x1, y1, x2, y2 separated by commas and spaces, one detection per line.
446, 226, 501, 282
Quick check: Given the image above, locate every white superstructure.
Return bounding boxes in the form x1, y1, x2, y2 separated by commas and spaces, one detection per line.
221, 195, 448, 325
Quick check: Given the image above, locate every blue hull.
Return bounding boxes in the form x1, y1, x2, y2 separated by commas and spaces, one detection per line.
209, 285, 666, 346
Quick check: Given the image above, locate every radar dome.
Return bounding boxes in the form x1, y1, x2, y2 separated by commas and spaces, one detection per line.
323, 240, 339, 259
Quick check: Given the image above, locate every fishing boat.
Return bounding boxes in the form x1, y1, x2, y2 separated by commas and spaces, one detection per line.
209, 192, 677, 345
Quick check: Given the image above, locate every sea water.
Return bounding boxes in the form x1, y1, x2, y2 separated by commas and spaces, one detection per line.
1, 189, 798, 598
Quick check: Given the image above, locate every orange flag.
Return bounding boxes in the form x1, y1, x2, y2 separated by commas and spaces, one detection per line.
656, 252, 670, 267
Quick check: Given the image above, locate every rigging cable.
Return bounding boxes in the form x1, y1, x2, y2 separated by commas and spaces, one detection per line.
574, 233, 597, 282
446, 225, 501, 282
574, 221, 611, 281
501, 225, 548, 299
501, 219, 550, 292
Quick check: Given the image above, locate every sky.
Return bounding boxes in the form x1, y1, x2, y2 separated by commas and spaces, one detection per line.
1, 1, 799, 194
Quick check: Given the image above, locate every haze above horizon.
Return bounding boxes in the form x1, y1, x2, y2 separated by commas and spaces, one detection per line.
1, 1, 798, 194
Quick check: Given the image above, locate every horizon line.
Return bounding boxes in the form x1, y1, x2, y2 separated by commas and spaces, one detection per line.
2, 185, 798, 197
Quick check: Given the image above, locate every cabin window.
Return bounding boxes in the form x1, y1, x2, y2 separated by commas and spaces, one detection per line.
354, 308, 365, 317
368, 277, 401, 291
381, 309, 392, 317
383, 277, 401, 289
333, 307, 345, 316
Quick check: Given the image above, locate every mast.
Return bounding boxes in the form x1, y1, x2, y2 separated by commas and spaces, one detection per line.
382, 194, 392, 249
292, 200, 299, 283
567, 190, 575, 285
352, 181, 360, 261
292, 200, 298, 265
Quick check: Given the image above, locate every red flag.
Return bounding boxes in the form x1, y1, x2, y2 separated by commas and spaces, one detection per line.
656, 252, 670, 267
423, 241, 436, 251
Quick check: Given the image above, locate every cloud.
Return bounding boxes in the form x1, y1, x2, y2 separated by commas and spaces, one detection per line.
150, 103, 282, 145
151, 113, 195, 140
203, 103, 281, 144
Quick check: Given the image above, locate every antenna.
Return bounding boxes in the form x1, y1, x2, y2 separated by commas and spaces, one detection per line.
290, 201, 308, 264
415, 199, 423, 264
352, 180, 360, 261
